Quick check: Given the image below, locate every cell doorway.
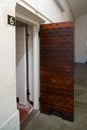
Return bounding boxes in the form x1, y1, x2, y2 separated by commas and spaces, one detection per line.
16, 20, 33, 123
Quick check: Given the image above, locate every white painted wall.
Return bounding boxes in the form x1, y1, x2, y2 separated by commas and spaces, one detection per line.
23, 0, 74, 22
0, 0, 73, 129
16, 27, 27, 106
0, 0, 20, 130
37, 0, 73, 22
75, 14, 87, 63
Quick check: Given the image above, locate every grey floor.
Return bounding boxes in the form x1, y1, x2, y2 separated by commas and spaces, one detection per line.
24, 63, 87, 130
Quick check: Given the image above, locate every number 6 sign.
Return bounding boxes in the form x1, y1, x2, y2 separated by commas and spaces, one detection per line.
8, 15, 15, 26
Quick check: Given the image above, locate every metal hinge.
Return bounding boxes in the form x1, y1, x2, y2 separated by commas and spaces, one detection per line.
38, 31, 40, 37
27, 89, 30, 100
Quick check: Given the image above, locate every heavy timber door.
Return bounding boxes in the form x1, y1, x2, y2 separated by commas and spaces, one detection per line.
40, 22, 74, 121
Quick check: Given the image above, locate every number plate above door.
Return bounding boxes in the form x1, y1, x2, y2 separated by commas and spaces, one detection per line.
7, 15, 15, 26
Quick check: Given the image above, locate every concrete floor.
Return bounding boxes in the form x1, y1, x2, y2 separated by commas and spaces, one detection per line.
74, 63, 87, 106
24, 63, 87, 130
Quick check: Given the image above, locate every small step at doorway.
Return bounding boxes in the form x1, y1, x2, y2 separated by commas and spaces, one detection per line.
17, 102, 33, 124
20, 109, 39, 130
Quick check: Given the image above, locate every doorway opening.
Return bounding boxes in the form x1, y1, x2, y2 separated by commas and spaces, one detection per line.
16, 20, 33, 123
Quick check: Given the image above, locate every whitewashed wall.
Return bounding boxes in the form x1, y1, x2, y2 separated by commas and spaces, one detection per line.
0, 1, 20, 130
75, 14, 87, 63
23, 0, 73, 22
0, 0, 73, 129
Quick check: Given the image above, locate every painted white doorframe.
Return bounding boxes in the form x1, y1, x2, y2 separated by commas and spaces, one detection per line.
16, 3, 44, 109
33, 25, 40, 109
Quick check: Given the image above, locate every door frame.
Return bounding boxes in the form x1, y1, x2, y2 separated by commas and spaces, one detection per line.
16, 2, 45, 109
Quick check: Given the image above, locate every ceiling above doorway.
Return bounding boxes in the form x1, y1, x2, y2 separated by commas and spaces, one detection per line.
68, 0, 87, 19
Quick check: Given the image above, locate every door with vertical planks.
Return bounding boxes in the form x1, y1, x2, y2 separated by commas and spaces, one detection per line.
40, 22, 74, 121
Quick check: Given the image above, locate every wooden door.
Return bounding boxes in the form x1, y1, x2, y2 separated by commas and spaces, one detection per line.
40, 22, 74, 121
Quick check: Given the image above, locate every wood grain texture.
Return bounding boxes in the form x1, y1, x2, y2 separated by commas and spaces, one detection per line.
40, 22, 74, 30
40, 22, 74, 121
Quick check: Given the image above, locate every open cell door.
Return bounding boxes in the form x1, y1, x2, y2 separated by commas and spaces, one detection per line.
40, 22, 74, 121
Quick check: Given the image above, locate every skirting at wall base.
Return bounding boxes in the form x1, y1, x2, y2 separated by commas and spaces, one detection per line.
75, 57, 86, 63
0, 110, 20, 130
